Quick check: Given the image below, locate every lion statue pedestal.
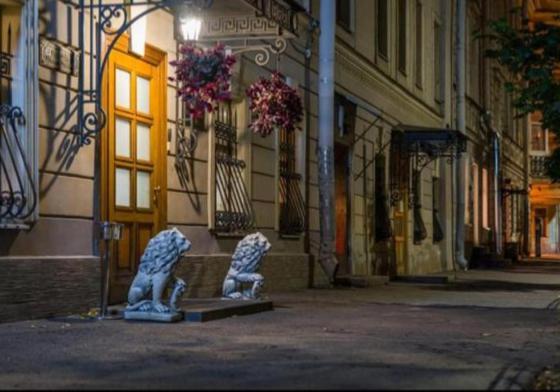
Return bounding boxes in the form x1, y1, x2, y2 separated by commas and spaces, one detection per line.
124, 228, 191, 322
222, 232, 272, 300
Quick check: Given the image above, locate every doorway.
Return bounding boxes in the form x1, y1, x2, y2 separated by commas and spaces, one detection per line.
335, 143, 351, 275
102, 37, 167, 303
390, 153, 409, 276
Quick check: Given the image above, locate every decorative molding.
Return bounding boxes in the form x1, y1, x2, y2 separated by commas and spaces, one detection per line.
39, 38, 79, 76
200, 15, 281, 39
241, 0, 297, 35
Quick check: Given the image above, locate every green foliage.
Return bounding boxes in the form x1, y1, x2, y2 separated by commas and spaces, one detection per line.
482, 12, 560, 180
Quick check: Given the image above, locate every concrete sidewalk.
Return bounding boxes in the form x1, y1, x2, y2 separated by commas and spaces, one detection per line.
1, 265, 559, 390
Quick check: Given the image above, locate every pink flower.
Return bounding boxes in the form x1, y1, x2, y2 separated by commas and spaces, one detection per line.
171, 43, 236, 118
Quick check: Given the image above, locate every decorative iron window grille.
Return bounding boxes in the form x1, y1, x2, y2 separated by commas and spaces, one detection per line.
213, 101, 255, 233
412, 169, 427, 244
432, 176, 444, 242
374, 153, 392, 242
0, 0, 38, 226
278, 127, 305, 236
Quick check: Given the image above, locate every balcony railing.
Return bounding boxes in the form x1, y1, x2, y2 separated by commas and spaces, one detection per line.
531, 155, 549, 178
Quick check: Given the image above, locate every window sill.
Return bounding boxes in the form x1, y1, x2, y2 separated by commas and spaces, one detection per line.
279, 233, 304, 240
0, 222, 31, 230
210, 230, 250, 239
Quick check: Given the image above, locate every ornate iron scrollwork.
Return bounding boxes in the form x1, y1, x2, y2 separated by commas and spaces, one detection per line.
279, 128, 305, 236
389, 126, 467, 209
213, 102, 255, 233
76, 0, 302, 147
0, 104, 37, 221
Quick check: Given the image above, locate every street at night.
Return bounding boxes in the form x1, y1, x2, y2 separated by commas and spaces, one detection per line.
2, 263, 560, 390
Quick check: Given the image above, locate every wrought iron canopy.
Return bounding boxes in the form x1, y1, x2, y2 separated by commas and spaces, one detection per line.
391, 125, 467, 168
389, 125, 467, 208
75, 0, 306, 146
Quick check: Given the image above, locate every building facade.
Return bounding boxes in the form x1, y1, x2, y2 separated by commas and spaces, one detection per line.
0, 0, 528, 322
526, 0, 560, 258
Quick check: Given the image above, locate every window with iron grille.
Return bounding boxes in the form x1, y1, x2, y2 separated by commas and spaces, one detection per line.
213, 101, 255, 234
278, 126, 305, 236
433, 176, 444, 242
374, 153, 392, 241
0, 0, 38, 228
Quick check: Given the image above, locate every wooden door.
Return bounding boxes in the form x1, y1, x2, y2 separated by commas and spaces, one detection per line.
103, 39, 167, 303
391, 155, 409, 277
335, 143, 351, 275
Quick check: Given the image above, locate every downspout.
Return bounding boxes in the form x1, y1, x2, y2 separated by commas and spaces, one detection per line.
522, 1, 531, 257
493, 129, 503, 255
454, 0, 469, 270
317, 0, 339, 282
482, 111, 503, 255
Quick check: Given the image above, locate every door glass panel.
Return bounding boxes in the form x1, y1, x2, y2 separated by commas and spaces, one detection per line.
116, 69, 131, 109
115, 117, 131, 158
137, 76, 150, 114
137, 171, 151, 209
137, 123, 151, 161
115, 168, 131, 207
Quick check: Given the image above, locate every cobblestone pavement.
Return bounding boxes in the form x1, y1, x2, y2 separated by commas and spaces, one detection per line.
1, 263, 560, 390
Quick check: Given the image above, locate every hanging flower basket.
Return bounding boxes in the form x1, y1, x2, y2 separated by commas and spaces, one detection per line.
246, 72, 303, 137
170, 43, 236, 119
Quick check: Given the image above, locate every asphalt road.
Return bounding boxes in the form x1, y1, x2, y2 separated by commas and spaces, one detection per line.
1, 265, 560, 390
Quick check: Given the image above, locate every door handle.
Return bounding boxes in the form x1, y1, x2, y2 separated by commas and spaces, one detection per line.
153, 185, 161, 205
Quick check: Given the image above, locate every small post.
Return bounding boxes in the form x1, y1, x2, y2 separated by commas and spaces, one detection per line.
98, 221, 123, 320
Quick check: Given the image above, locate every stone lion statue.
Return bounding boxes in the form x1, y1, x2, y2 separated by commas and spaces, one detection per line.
125, 228, 192, 320
222, 232, 272, 300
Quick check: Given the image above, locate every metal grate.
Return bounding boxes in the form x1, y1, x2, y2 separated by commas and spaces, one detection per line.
278, 127, 305, 236
214, 101, 255, 233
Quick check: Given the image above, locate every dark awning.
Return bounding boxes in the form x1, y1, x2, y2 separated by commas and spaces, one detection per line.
391, 125, 467, 157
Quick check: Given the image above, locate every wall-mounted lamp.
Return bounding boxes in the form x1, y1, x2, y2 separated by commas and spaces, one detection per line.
180, 15, 202, 41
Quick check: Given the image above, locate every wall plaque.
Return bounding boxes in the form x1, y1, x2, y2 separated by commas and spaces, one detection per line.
39, 38, 79, 76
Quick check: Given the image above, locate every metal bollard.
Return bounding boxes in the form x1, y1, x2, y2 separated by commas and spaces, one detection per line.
98, 221, 124, 320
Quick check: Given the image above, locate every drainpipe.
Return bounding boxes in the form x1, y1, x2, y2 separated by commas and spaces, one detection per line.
482, 111, 503, 256
493, 130, 503, 255
454, 0, 469, 270
317, 0, 339, 282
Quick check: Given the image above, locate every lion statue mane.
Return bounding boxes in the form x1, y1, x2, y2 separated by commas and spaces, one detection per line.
126, 228, 192, 314
222, 232, 272, 300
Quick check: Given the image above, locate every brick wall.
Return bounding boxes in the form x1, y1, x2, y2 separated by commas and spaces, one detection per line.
176, 253, 312, 298
0, 256, 101, 323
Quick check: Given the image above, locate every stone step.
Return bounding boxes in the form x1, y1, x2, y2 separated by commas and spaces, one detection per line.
390, 275, 450, 284
181, 298, 273, 322
334, 275, 390, 288
471, 256, 512, 269
107, 298, 274, 323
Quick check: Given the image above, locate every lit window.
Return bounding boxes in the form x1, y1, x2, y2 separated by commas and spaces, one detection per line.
531, 123, 547, 152
482, 168, 489, 229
